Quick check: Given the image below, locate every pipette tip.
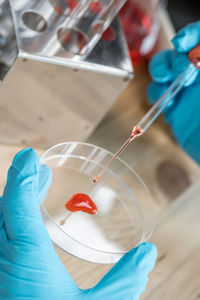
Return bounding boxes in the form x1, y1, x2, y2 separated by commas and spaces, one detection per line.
93, 176, 99, 183
131, 125, 143, 137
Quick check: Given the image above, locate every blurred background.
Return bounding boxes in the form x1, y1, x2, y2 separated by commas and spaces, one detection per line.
167, 0, 200, 31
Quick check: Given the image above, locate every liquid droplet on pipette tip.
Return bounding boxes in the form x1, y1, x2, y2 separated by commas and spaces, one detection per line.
131, 125, 143, 137
93, 176, 99, 183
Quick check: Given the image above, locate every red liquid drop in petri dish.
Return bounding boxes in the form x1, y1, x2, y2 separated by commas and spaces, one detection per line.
65, 193, 97, 215
119, 0, 152, 65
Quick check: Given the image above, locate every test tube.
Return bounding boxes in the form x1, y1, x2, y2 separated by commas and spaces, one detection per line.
49, 0, 79, 16
57, 0, 127, 56
119, 0, 167, 65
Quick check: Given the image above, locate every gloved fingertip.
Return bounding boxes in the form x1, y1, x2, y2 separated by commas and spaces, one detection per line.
172, 21, 200, 52
138, 242, 157, 255
89, 242, 157, 299
12, 148, 40, 176
137, 242, 157, 268
172, 32, 187, 52
38, 164, 52, 203
127, 242, 157, 271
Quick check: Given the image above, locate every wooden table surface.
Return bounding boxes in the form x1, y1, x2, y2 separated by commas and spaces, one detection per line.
0, 63, 200, 299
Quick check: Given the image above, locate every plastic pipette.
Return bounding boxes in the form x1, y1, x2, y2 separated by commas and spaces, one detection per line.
93, 43, 200, 183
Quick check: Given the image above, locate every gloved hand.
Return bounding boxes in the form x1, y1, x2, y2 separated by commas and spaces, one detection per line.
0, 148, 157, 300
147, 21, 200, 164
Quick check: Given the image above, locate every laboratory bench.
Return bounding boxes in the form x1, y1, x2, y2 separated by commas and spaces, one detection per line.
0, 10, 200, 300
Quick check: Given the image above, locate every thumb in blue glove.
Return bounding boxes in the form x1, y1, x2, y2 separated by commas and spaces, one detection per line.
147, 21, 200, 164
0, 148, 157, 300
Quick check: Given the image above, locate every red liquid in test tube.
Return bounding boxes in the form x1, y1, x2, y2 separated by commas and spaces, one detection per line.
119, 0, 152, 65
51, 0, 78, 15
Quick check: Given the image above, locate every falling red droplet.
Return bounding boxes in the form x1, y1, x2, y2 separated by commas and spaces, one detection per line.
66, 0, 78, 11
65, 193, 98, 215
89, 1, 103, 14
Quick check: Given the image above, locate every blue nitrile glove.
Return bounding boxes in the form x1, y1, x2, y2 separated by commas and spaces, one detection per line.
0, 148, 157, 300
147, 21, 200, 164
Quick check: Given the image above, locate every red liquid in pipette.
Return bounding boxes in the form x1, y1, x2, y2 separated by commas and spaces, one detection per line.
65, 193, 97, 215
119, 0, 152, 65
93, 125, 143, 183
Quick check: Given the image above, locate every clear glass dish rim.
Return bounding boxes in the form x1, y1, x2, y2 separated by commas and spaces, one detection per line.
40, 141, 156, 260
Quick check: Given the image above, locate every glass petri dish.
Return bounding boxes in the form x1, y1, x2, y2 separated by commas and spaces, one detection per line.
40, 142, 155, 264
